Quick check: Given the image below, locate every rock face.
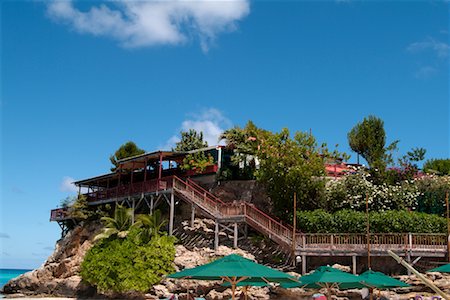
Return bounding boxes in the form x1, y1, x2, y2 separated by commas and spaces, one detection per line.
2, 221, 102, 297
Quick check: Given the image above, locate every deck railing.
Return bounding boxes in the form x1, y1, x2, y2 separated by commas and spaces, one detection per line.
50, 208, 69, 221
295, 232, 447, 252
52, 174, 449, 255
85, 176, 174, 202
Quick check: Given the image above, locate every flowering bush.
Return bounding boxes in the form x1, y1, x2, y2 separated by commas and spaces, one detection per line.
325, 169, 420, 212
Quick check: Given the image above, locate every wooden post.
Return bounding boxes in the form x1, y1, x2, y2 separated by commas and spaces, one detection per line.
214, 220, 219, 250
131, 199, 135, 224
292, 192, 297, 262
233, 223, 238, 248
352, 255, 357, 274
191, 205, 195, 227
446, 191, 450, 262
169, 191, 174, 235
157, 151, 163, 189
302, 254, 307, 275
366, 193, 371, 269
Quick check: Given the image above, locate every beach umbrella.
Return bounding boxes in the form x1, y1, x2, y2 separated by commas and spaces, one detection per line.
428, 264, 450, 273
167, 254, 296, 300
281, 266, 365, 300
358, 270, 410, 289
341, 269, 410, 300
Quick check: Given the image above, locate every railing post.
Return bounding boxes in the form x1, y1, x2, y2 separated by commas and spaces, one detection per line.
302, 234, 306, 248
331, 234, 334, 250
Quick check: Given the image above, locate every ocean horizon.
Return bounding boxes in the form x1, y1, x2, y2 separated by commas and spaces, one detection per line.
0, 268, 32, 293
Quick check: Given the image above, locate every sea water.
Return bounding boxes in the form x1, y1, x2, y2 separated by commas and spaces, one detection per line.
0, 268, 31, 294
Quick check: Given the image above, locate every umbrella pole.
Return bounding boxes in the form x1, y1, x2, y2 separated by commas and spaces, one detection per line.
326, 283, 332, 300
369, 287, 373, 300
231, 277, 236, 300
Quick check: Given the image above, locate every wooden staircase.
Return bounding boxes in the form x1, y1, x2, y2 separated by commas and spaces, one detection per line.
172, 176, 294, 252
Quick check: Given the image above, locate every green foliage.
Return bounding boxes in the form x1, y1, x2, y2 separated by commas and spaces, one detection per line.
60, 196, 76, 209
347, 115, 399, 173
81, 228, 176, 293
110, 141, 145, 171
134, 210, 167, 243
297, 209, 446, 233
415, 176, 450, 216
95, 205, 136, 241
180, 152, 214, 173
68, 195, 94, 220
423, 159, 450, 175
173, 129, 208, 152
255, 128, 340, 216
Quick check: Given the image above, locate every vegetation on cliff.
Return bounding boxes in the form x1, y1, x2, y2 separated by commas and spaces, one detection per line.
81, 207, 176, 293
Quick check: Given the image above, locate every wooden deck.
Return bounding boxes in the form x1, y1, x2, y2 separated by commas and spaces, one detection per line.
51, 175, 448, 262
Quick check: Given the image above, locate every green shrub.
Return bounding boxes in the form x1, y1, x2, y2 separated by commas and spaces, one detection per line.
297, 209, 446, 233
81, 228, 176, 293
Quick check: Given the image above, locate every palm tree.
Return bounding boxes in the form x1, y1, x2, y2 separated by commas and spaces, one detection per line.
94, 205, 135, 241
135, 210, 167, 243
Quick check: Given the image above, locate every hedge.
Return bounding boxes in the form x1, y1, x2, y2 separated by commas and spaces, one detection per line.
296, 209, 446, 233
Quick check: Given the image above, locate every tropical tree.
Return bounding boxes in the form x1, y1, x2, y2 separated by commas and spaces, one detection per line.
110, 141, 145, 171
347, 115, 398, 171
173, 129, 208, 151
255, 129, 332, 217
94, 205, 135, 241
134, 210, 167, 243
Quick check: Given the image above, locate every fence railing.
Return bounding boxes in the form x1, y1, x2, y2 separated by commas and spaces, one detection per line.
295, 233, 447, 251
84, 176, 174, 202
50, 208, 69, 221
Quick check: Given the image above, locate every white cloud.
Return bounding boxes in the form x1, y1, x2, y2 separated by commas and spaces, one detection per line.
414, 65, 438, 79
407, 37, 450, 58
164, 108, 231, 149
60, 176, 78, 193
46, 0, 250, 52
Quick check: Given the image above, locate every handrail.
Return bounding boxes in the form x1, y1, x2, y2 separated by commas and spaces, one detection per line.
186, 178, 224, 204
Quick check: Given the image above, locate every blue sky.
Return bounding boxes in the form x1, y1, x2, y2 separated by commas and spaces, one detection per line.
1, 0, 449, 269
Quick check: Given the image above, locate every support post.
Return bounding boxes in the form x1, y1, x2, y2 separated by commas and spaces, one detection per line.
150, 195, 154, 213
302, 255, 307, 275
233, 223, 238, 248
214, 220, 219, 250
131, 199, 135, 224
446, 190, 449, 262
366, 193, 371, 269
292, 192, 297, 261
191, 205, 196, 227
352, 256, 357, 275
169, 191, 174, 235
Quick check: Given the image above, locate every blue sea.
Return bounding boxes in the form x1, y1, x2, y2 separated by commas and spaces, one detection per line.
0, 268, 31, 293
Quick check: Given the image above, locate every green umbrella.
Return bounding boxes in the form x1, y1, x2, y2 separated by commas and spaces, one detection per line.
168, 254, 296, 300
358, 270, 410, 289
428, 264, 450, 273
281, 266, 365, 300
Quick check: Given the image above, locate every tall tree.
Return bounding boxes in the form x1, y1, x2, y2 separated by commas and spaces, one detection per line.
110, 141, 145, 171
347, 115, 398, 170
255, 128, 341, 217
173, 129, 208, 151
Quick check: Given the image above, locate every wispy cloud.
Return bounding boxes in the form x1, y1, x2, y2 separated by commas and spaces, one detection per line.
46, 0, 250, 52
43, 246, 54, 251
407, 37, 450, 58
60, 176, 78, 193
0, 232, 11, 239
414, 65, 438, 79
164, 108, 231, 149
